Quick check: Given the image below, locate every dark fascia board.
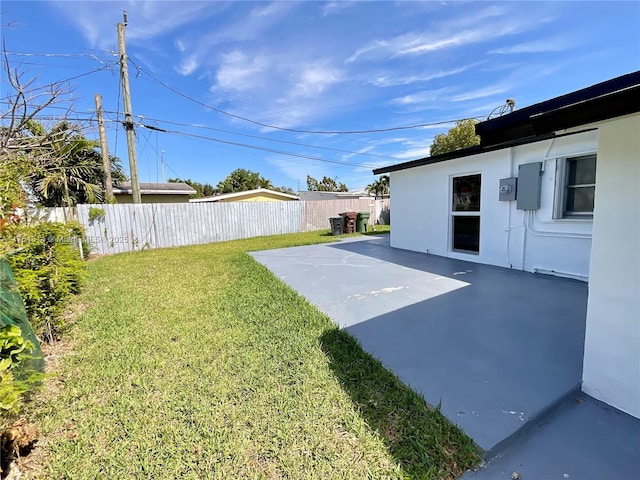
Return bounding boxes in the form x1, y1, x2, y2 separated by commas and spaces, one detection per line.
476, 70, 640, 146
530, 84, 640, 134
373, 129, 595, 175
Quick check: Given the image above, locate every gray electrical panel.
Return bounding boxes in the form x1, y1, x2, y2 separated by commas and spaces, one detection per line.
517, 162, 543, 210
499, 177, 517, 201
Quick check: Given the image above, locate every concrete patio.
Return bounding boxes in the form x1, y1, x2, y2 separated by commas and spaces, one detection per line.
250, 235, 640, 476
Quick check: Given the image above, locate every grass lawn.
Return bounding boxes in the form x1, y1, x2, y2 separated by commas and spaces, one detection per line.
30, 229, 478, 479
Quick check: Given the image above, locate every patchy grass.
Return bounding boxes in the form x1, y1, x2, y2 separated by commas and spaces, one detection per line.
365, 224, 390, 235
29, 230, 478, 479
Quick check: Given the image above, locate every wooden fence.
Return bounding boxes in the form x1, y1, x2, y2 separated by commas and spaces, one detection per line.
76, 198, 389, 255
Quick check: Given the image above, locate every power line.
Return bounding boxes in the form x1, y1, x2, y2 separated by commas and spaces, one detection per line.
4, 36, 115, 54
1, 60, 105, 70
139, 123, 381, 169
130, 59, 477, 135
5, 51, 116, 59
104, 110, 400, 160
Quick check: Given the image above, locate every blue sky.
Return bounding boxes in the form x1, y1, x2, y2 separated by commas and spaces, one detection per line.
2, 1, 639, 192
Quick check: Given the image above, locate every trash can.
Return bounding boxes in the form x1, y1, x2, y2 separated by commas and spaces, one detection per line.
329, 217, 345, 235
339, 212, 357, 234
356, 212, 370, 233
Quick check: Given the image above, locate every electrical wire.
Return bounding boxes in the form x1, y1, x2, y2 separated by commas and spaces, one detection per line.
104, 110, 400, 160
130, 59, 477, 135
139, 123, 380, 169
5, 51, 115, 59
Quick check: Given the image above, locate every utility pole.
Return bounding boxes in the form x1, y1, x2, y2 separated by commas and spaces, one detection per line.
117, 12, 141, 204
160, 150, 166, 182
94, 93, 113, 201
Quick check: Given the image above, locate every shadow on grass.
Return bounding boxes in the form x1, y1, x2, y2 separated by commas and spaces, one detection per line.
319, 230, 389, 238
320, 327, 479, 479
361, 229, 390, 236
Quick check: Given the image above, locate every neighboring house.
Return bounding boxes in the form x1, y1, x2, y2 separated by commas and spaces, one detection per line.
189, 188, 299, 203
298, 190, 370, 201
113, 182, 196, 203
374, 71, 640, 419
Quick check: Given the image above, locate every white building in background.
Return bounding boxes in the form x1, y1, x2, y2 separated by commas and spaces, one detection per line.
375, 71, 640, 419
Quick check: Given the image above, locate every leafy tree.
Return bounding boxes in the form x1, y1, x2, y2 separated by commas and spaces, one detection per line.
217, 168, 273, 194
273, 186, 296, 195
23, 121, 126, 207
1, 56, 124, 210
168, 178, 217, 198
429, 119, 480, 156
366, 175, 389, 198
306, 175, 348, 192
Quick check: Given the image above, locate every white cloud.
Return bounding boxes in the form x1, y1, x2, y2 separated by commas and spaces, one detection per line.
346, 5, 533, 63
392, 88, 449, 105
321, 1, 354, 17
178, 54, 200, 76
51, 0, 226, 48
204, 1, 299, 44
290, 64, 344, 98
449, 84, 509, 102
214, 51, 268, 91
371, 63, 483, 87
171, 2, 301, 78
489, 37, 575, 54
393, 145, 431, 160
174, 39, 186, 53
399, 23, 523, 56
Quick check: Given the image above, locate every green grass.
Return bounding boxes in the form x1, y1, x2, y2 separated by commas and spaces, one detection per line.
31, 230, 478, 479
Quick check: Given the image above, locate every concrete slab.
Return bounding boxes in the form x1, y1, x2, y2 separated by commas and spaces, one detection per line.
463, 393, 640, 480
250, 235, 589, 454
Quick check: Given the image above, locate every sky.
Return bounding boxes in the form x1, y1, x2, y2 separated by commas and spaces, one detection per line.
2, 1, 639, 192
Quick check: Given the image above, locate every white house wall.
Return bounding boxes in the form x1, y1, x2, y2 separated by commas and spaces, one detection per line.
390, 129, 597, 279
582, 114, 640, 418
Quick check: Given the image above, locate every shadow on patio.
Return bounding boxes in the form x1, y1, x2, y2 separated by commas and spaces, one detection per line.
319, 327, 479, 478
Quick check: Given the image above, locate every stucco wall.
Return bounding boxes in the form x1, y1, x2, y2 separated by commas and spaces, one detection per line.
582, 114, 640, 418
390, 129, 597, 278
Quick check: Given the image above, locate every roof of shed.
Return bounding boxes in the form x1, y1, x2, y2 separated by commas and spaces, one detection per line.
113, 182, 197, 195
189, 188, 299, 202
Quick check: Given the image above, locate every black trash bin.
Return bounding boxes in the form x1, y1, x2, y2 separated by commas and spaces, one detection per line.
329, 217, 345, 235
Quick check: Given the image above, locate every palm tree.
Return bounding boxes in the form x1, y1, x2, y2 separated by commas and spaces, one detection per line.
366, 175, 390, 199
25, 121, 125, 208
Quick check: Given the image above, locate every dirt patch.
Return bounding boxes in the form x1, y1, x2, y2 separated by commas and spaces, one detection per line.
0, 420, 39, 479
86, 253, 106, 262
2, 336, 77, 480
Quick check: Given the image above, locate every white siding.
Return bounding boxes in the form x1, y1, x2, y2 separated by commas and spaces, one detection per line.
390, 129, 597, 279
582, 114, 640, 418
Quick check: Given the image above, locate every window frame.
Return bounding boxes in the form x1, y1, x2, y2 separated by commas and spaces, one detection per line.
553, 153, 597, 220
450, 172, 481, 255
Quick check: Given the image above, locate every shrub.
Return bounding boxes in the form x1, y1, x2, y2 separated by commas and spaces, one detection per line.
0, 325, 43, 416
88, 206, 105, 223
0, 222, 86, 341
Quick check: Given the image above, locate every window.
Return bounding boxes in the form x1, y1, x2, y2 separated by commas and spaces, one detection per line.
555, 154, 596, 218
451, 174, 481, 253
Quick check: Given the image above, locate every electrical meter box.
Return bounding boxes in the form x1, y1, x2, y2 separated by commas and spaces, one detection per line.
499, 177, 517, 201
